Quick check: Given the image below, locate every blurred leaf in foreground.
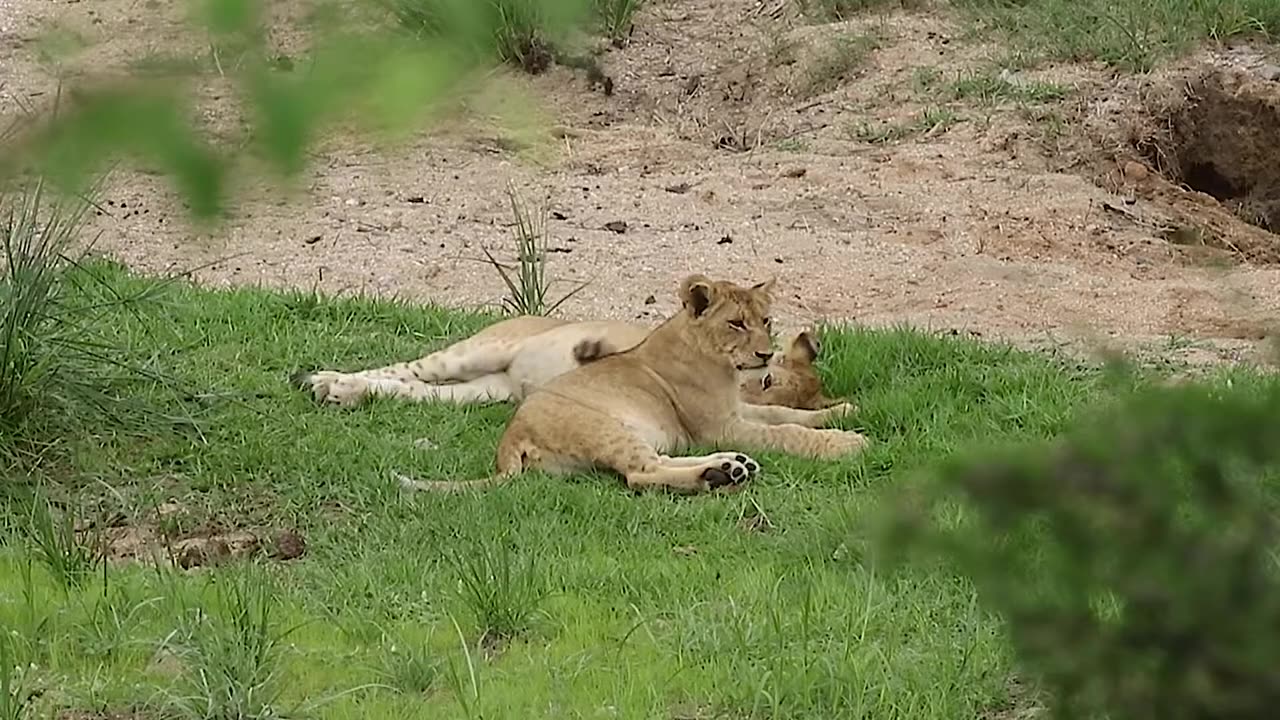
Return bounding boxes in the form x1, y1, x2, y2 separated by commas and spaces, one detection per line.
883, 378, 1280, 720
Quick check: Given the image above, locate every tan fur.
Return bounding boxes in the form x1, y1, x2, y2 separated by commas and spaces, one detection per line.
297, 313, 851, 424
398, 274, 869, 495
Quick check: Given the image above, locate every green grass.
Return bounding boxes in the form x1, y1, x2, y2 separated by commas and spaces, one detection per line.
954, 0, 1280, 71
849, 105, 958, 143
947, 70, 1068, 105
2, 261, 1277, 718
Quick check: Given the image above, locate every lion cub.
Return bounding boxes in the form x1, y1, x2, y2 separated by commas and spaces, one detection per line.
399, 274, 869, 494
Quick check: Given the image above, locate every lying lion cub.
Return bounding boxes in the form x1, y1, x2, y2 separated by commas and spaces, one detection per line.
298, 306, 852, 428
398, 274, 869, 494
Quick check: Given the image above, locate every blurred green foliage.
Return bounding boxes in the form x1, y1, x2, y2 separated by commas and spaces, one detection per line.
1, 0, 594, 221
886, 371, 1280, 719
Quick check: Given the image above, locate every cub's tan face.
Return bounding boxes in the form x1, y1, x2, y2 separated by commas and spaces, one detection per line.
739, 331, 841, 410
678, 274, 776, 372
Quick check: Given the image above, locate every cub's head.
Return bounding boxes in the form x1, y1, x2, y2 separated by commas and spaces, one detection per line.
739, 331, 841, 410
678, 273, 776, 371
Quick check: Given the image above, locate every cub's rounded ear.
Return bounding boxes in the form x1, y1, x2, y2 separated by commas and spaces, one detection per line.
679, 274, 715, 317
789, 330, 821, 362
572, 338, 616, 365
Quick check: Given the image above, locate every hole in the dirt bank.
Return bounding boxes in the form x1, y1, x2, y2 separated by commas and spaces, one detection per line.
1182, 162, 1245, 202
1144, 75, 1280, 237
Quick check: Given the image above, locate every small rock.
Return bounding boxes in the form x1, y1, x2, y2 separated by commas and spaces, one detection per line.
154, 501, 186, 519
304, 235, 321, 245
148, 648, 184, 677
1161, 224, 1206, 246
603, 220, 628, 234
173, 537, 231, 569
272, 529, 306, 561
344, 198, 359, 207
643, 294, 656, 305
665, 181, 693, 194
717, 234, 733, 244
1122, 160, 1149, 183
406, 195, 425, 204
782, 167, 807, 178
1259, 64, 1280, 82
551, 210, 569, 220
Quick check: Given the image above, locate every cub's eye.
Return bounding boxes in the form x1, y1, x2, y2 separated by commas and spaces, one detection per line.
728, 320, 747, 330
761, 374, 774, 390
763, 317, 772, 327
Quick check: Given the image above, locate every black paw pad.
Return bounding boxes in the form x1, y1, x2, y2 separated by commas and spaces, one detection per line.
731, 466, 745, 481
745, 462, 759, 474
721, 462, 732, 471
735, 454, 747, 463
702, 467, 734, 488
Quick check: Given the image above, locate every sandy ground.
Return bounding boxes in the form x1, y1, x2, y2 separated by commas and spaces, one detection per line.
1, 0, 1278, 367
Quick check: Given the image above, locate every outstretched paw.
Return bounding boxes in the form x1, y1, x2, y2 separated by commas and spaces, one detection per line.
825, 401, 858, 418
823, 429, 869, 457
293, 370, 369, 407
700, 452, 761, 489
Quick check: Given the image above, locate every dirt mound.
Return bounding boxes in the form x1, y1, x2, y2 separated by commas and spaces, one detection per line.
1082, 61, 1280, 265
1145, 70, 1280, 236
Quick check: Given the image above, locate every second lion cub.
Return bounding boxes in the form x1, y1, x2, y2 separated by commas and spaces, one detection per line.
400, 274, 869, 494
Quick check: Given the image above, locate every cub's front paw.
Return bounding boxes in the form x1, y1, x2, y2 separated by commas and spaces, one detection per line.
820, 429, 869, 458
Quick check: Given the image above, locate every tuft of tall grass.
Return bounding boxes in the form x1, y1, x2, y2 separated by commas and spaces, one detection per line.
379, 0, 584, 71
0, 178, 98, 439
0, 633, 40, 720
447, 535, 550, 645
25, 494, 103, 593
594, 0, 641, 43
482, 183, 588, 316
0, 175, 179, 463
163, 570, 299, 720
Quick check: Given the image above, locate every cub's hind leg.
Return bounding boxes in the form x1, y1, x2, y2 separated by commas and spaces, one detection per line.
490, 405, 761, 494
297, 332, 533, 407
573, 427, 760, 493
298, 372, 514, 407
657, 451, 761, 481
624, 457, 758, 493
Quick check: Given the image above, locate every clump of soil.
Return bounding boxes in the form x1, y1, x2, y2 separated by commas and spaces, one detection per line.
1143, 70, 1280, 236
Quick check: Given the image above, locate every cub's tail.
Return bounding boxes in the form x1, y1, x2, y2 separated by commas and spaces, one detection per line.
394, 433, 533, 493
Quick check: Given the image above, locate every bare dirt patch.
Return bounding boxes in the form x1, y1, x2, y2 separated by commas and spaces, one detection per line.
80, 502, 306, 569
1, 0, 1278, 367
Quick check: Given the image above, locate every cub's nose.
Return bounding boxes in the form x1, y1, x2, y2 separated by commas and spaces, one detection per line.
755, 351, 774, 362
